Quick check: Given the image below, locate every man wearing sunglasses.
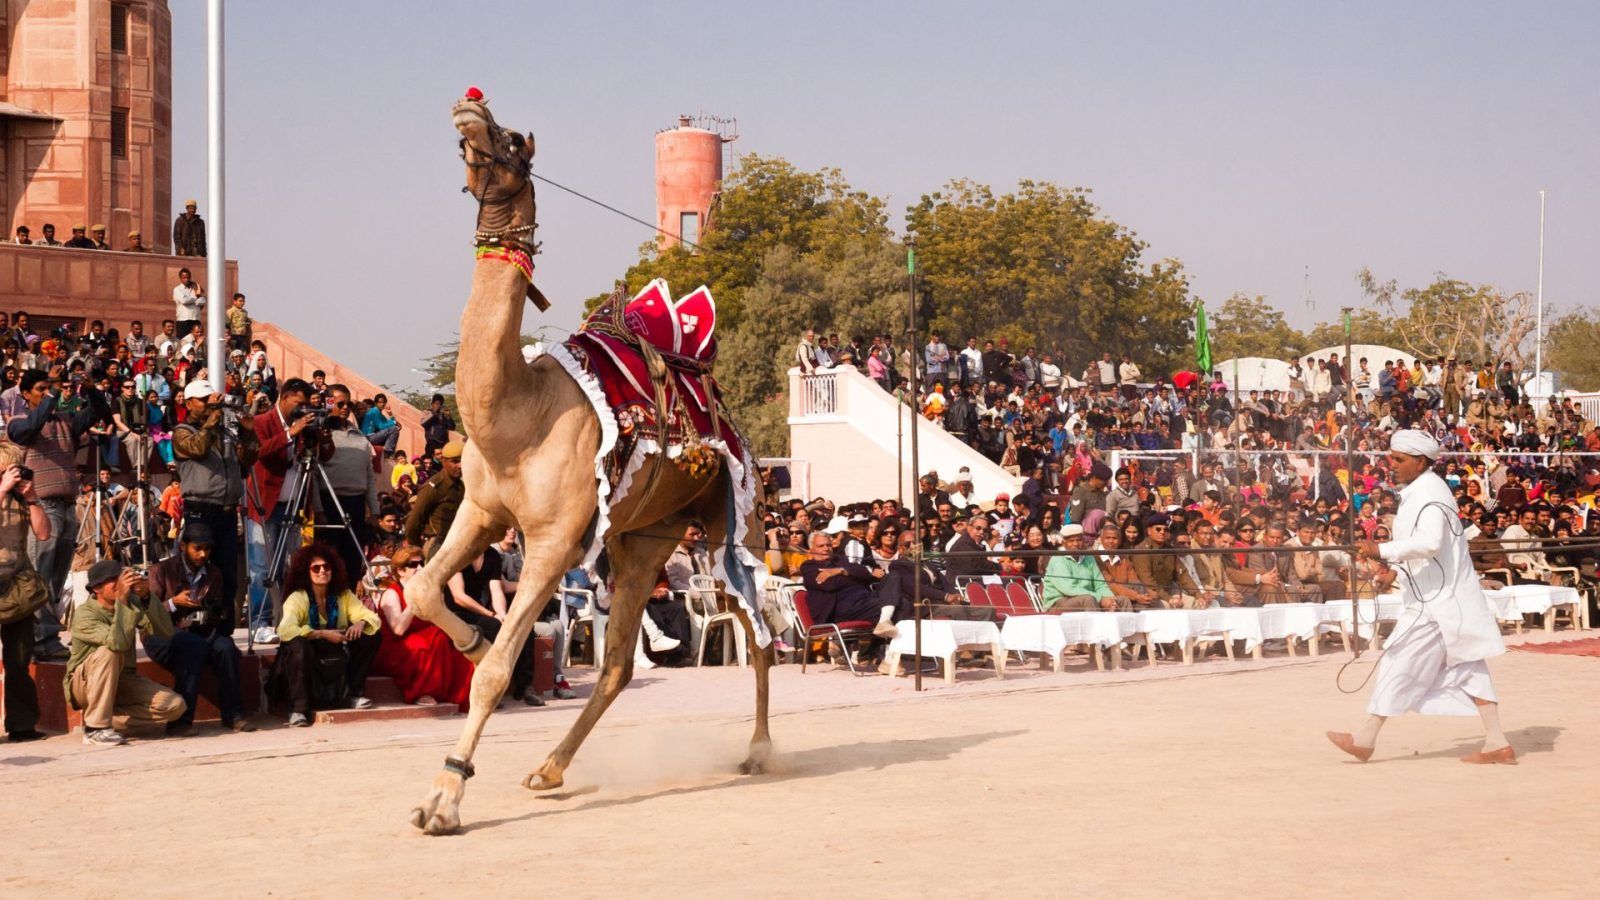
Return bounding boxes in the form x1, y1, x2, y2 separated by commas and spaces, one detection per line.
320, 385, 380, 582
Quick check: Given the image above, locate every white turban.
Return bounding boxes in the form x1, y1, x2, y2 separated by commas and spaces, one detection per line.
1390, 429, 1441, 459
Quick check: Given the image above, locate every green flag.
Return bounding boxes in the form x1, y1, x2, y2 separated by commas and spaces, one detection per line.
1194, 299, 1212, 375
907, 245, 916, 274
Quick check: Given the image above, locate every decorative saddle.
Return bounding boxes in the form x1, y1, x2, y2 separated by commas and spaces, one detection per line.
559, 279, 745, 485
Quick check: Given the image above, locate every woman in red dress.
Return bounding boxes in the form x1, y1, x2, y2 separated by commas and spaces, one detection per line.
373, 547, 474, 708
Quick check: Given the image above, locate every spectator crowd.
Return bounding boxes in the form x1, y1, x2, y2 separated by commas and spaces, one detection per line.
0, 226, 554, 748
774, 326, 1600, 669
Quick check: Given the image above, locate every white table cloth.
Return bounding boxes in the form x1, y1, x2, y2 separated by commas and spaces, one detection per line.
886, 619, 1005, 684
1484, 584, 1584, 631
1134, 608, 1229, 645
1322, 595, 1405, 641
1000, 614, 1069, 659
1058, 611, 1144, 649
1234, 603, 1332, 655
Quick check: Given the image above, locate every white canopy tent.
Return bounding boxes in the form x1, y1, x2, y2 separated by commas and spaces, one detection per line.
1212, 357, 1295, 394
1305, 344, 1418, 371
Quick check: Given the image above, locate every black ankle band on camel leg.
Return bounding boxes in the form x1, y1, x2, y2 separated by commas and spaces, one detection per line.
444, 756, 475, 780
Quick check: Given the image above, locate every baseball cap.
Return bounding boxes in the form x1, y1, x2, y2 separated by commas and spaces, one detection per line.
823, 516, 849, 535
182, 379, 216, 401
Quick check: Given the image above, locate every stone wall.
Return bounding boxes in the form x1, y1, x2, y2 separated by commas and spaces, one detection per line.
0, 240, 233, 328
0, 242, 437, 458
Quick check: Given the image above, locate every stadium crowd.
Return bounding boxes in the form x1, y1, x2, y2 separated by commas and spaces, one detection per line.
772, 328, 1600, 664
0, 241, 557, 747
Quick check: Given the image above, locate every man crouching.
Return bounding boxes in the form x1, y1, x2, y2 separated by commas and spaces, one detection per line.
65, 560, 185, 745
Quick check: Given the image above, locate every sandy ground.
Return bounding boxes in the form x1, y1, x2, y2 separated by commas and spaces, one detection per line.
2, 636, 1595, 898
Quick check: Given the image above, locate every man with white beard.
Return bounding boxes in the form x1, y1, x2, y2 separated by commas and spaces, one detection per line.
1327, 429, 1513, 765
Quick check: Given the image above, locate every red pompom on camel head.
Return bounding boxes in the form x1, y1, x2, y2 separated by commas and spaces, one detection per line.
464, 85, 484, 102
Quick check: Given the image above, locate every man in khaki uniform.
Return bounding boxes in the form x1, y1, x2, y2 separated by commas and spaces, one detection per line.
404, 441, 465, 560
65, 559, 185, 745
1132, 513, 1196, 608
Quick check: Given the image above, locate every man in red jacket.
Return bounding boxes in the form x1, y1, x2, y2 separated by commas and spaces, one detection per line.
243, 378, 330, 644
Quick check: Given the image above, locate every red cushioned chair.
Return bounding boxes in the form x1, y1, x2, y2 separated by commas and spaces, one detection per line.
1003, 580, 1041, 617
964, 581, 989, 607
792, 588, 876, 677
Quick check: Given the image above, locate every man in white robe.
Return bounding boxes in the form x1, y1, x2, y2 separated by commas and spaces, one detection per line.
1327, 429, 1514, 765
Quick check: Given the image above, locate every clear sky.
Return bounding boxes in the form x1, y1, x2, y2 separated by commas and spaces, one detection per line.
167, 1, 1598, 388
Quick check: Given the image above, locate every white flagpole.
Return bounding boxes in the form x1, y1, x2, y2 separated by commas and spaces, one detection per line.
205, 0, 226, 379
1534, 189, 1546, 400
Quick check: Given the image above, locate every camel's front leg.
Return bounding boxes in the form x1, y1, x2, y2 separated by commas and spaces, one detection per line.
410, 541, 575, 834
405, 496, 503, 663
735, 606, 775, 775
524, 532, 673, 791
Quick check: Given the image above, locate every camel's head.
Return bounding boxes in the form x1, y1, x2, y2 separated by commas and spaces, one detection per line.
454, 87, 536, 247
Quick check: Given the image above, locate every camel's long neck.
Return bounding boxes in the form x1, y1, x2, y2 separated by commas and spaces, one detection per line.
457, 257, 537, 438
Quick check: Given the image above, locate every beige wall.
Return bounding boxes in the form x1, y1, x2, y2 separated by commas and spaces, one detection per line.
0, 240, 233, 328
253, 320, 434, 460
0, 242, 435, 458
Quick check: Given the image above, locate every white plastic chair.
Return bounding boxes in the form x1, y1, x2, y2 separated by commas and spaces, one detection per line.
685, 573, 747, 668
560, 587, 605, 667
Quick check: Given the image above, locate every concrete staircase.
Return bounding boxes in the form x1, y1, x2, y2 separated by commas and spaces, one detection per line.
787, 365, 1023, 503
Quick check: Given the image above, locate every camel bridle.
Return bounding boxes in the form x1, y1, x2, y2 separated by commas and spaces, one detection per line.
458, 115, 536, 252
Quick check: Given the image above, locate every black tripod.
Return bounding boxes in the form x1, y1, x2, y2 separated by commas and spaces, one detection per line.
246, 442, 366, 654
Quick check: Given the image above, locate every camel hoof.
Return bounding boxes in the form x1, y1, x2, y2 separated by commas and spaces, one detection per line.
424, 812, 460, 836
411, 771, 465, 834
522, 771, 564, 791
738, 758, 765, 775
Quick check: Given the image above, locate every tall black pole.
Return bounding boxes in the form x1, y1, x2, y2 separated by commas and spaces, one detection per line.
907, 237, 923, 691
1343, 307, 1359, 651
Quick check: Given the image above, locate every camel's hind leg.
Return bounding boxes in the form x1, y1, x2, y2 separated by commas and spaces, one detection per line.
523, 530, 677, 791
693, 485, 775, 775
404, 495, 504, 663
410, 531, 582, 835
735, 606, 775, 774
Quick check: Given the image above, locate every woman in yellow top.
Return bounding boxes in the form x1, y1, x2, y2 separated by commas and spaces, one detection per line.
271, 543, 382, 727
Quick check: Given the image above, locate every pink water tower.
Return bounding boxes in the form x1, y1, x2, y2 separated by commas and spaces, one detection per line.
654, 114, 736, 250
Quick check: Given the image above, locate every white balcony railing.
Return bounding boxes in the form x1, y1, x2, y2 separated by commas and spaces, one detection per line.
794, 370, 840, 418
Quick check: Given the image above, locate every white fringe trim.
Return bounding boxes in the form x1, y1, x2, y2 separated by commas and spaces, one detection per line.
539, 342, 619, 576
535, 343, 770, 649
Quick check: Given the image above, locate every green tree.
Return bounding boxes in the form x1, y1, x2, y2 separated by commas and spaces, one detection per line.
1358, 269, 1536, 366
905, 179, 1194, 373
1207, 293, 1307, 361
1546, 309, 1600, 391
1300, 308, 1405, 355
587, 154, 892, 332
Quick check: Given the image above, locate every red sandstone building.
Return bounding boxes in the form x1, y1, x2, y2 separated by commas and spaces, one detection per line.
0, 1, 430, 453
2, 0, 172, 250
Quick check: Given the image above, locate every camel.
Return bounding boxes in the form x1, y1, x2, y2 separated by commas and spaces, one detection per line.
404, 91, 773, 836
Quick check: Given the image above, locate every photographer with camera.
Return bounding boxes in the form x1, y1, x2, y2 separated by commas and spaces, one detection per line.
142, 523, 253, 734
320, 384, 379, 582
171, 379, 257, 639
0, 445, 53, 743
7, 367, 110, 661
66, 559, 186, 745
245, 378, 330, 645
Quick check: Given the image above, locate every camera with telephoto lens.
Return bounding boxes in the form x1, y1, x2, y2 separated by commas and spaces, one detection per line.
290, 405, 334, 442
8, 465, 32, 502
